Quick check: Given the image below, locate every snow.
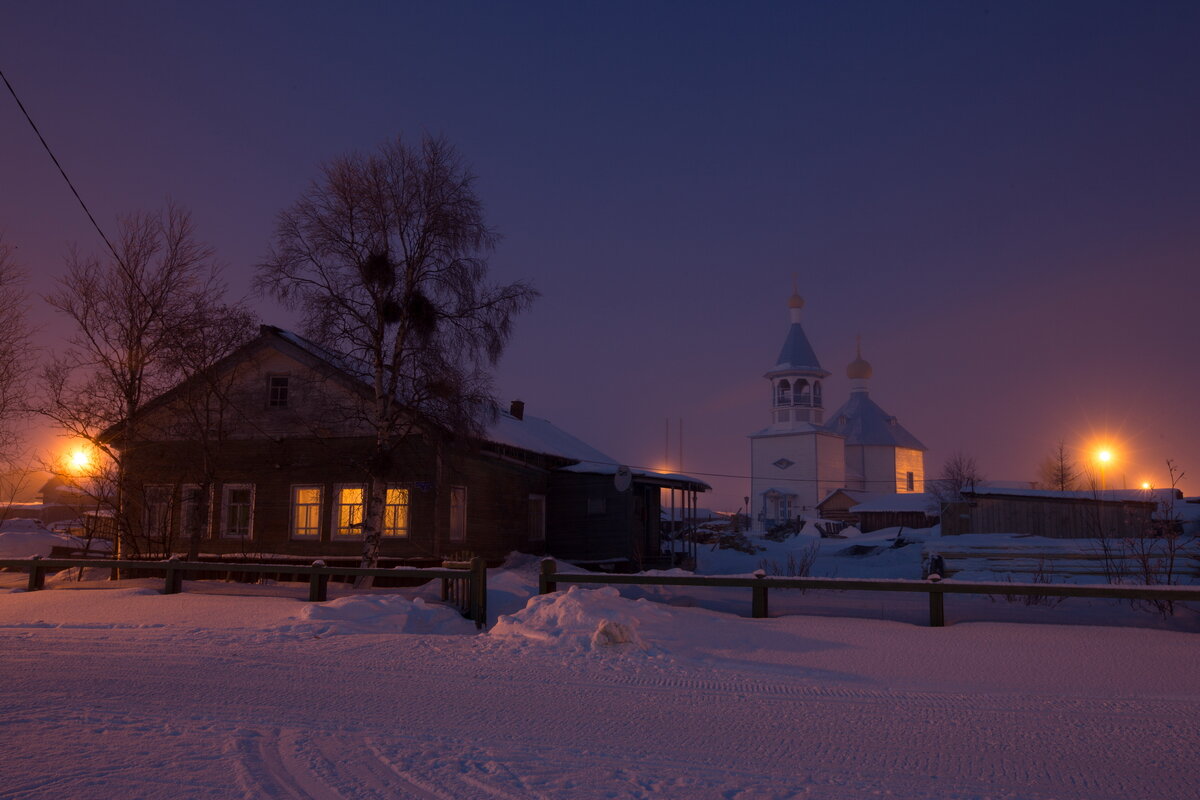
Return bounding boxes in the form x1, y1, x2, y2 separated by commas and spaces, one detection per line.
0, 518, 108, 558
1, 542, 1198, 798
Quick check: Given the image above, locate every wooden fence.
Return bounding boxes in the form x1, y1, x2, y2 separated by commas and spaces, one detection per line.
2, 556, 488, 628
538, 559, 1200, 627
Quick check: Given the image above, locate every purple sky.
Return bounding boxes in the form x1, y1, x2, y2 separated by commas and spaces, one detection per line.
4, 1, 1199, 507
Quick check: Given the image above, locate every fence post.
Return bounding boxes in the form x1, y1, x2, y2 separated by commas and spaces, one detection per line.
308, 561, 328, 602
27, 556, 45, 592
751, 570, 769, 618
928, 576, 945, 627
163, 556, 183, 595
470, 557, 487, 629
539, 558, 557, 595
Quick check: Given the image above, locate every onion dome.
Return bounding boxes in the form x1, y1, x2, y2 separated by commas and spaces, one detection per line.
847, 337, 872, 380
787, 291, 805, 310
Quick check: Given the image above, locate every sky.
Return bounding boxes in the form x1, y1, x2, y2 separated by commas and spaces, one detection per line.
3, 1, 1199, 507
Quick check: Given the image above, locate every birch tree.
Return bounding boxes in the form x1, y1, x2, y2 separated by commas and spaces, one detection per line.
257, 135, 537, 576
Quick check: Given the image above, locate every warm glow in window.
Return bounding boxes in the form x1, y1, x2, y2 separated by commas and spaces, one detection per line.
335, 485, 365, 536
384, 486, 409, 537
292, 486, 322, 538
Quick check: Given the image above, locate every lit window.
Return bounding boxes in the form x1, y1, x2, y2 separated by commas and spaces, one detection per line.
268, 375, 289, 408
221, 484, 254, 538
449, 486, 467, 541
333, 485, 365, 537
384, 486, 409, 537
906, 472, 915, 492
291, 485, 322, 538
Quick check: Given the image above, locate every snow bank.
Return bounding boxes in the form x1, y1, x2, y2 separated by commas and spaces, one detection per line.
269, 594, 474, 639
0, 521, 105, 559
492, 585, 670, 651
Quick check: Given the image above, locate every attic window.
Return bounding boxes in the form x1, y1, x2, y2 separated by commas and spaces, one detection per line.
268, 376, 289, 408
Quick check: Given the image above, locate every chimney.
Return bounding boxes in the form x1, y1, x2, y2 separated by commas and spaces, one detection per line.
509, 399, 525, 420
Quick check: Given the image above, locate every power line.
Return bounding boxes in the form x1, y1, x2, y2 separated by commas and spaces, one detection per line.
0, 66, 126, 270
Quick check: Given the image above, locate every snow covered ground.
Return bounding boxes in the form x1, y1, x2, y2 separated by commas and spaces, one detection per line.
1, 548, 1198, 799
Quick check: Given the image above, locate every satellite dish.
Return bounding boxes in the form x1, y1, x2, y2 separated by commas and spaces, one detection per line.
614, 465, 632, 492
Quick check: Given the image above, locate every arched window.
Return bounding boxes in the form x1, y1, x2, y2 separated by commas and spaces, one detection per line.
813, 381, 822, 407
795, 379, 810, 406
775, 379, 791, 406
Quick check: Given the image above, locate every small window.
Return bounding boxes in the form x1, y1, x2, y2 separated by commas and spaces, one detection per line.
775, 379, 791, 406
906, 472, 915, 492
220, 484, 254, 539
449, 486, 467, 542
268, 375, 289, 408
529, 494, 546, 541
291, 485, 323, 539
333, 484, 366, 537
587, 496, 607, 515
384, 486, 409, 537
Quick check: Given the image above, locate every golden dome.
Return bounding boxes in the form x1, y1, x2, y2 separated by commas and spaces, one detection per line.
847, 337, 872, 380
787, 291, 805, 310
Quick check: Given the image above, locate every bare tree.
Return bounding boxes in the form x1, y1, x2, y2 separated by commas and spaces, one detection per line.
1036, 440, 1079, 491
38, 203, 228, 557
930, 451, 985, 501
0, 236, 32, 467
257, 134, 537, 577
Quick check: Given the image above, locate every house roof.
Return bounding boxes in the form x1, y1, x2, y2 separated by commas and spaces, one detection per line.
848, 492, 939, 514
964, 486, 1175, 504
487, 409, 710, 490
825, 391, 926, 451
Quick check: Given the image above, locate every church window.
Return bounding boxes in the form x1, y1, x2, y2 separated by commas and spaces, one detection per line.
813, 382, 822, 406
906, 472, 915, 492
773, 458, 794, 470
775, 380, 790, 406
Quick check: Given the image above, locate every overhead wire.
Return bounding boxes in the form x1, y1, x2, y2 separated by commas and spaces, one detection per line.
0, 66, 127, 271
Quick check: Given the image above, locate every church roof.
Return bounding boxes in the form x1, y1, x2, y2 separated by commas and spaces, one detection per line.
825, 391, 926, 450
773, 322, 824, 373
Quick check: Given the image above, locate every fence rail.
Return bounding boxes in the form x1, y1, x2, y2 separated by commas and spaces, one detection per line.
1, 556, 488, 628
537, 559, 1200, 627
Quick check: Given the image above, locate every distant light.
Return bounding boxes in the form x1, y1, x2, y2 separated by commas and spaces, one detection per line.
1141, 481, 1152, 490
65, 444, 94, 475
1097, 450, 1113, 463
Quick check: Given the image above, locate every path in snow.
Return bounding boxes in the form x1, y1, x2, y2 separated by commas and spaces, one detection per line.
1, 585, 1197, 800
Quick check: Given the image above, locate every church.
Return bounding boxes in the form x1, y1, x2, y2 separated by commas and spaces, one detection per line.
749, 290, 927, 530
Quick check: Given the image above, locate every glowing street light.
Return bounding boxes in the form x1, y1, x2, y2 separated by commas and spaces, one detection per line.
1095, 448, 1114, 491
64, 443, 96, 476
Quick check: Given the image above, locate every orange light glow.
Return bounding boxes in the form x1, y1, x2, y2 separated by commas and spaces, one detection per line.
1141, 481, 1152, 490
64, 443, 95, 476
1096, 449, 1113, 464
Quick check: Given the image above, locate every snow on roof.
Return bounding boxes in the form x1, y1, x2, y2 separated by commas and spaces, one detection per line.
847, 493, 939, 515
824, 391, 926, 450
772, 322, 824, 373
965, 486, 1172, 505
268, 328, 711, 490
487, 410, 710, 489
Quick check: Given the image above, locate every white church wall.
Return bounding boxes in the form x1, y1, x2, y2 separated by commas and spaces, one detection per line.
750, 431, 845, 527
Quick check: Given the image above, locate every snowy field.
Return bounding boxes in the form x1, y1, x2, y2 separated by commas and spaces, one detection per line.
1, 546, 1198, 800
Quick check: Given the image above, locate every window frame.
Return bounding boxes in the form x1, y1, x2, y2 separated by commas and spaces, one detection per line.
180, 483, 210, 540
528, 494, 546, 542
383, 485, 410, 538
143, 484, 174, 542
449, 485, 467, 542
219, 483, 255, 539
267, 374, 290, 409
290, 484, 324, 540
332, 483, 367, 539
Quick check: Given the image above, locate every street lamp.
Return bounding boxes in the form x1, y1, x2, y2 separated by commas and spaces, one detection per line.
1096, 449, 1113, 491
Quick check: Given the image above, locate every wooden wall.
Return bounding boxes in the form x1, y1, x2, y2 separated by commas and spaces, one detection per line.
942, 495, 1155, 538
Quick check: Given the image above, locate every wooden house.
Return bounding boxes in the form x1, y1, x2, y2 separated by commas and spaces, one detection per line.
816, 489, 939, 532
109, 326, 707, 568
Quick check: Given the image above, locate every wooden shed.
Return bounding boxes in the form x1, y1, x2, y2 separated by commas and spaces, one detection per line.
942, 488, 1157, 538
